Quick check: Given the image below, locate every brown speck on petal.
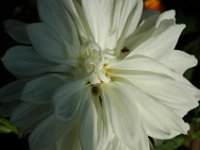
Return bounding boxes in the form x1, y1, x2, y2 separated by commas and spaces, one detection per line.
121, 47, 130, 53
91, 86, 99, 95
99, 96, 102, 106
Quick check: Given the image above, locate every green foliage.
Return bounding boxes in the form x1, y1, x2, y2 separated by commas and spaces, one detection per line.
0, 117, 18, 135
155, 135, 187, 150
184, 68, 195, 80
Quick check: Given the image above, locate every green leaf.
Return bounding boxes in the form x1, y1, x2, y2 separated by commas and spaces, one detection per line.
0, 117, 18, 135
155, 135, 187, 150
191, 130, 200, 139
184, 68, 194, 80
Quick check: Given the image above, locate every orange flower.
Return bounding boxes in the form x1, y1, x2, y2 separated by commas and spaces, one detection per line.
144, 0, 164, 11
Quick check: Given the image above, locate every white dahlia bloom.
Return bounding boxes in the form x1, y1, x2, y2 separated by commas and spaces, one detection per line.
0, 0, 200, 149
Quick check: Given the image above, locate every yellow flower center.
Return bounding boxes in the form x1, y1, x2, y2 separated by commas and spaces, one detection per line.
79, 42, 110, 85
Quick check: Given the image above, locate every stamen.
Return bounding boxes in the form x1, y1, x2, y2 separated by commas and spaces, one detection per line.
79, 42, 110, 84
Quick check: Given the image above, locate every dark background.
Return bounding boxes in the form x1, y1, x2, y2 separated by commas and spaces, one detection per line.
0, 0, 200, 149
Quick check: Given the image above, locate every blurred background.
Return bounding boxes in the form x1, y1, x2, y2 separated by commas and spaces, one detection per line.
0, 0, 200, 149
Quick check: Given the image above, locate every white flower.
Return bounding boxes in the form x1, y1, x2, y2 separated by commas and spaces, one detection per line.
0, 0, 200, 150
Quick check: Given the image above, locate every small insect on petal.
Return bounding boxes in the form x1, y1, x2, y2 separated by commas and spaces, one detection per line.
121, 47, 130, 53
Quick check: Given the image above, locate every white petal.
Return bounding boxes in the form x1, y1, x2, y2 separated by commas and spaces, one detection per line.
133, 12, 159, 37
29, 114, 72, 150
79, 95, 98, 150
21, 75, 68, 104
121, 0, 143, 38
106, 132, 149, 150
10, 102, 52, 129
155, 10, 175, 27
0, 100, 20, 117
0, 80, 26, 102
37, 0, 79, 53
106, 126, 150, 150
111, 0, 141, 40
164, 50, 198, 74
93, 0, 116, 50
2, 46, 56, 76
120, 73, 199, 117
116, 81, 190, 139
102, 83, 139, 148
134, 127, 150, 150
27, 23, 68, 63
135, 10, 175, 38
80, 89, 111, 150
123, 10, 181, 61
61, 0, 93, 42
110, 55, 200, 115
59, 125, 82, 150
105, 137, 120, 150
126, 24, 185, 60
81, 0, 107, 48
53, 79, 86, 121
109, 55, 175, 78
103, 0, 143, 50
105, 136, 129, 150
109, 54, 200, 89
142, 103, 190, 140
4, 19, 30, 44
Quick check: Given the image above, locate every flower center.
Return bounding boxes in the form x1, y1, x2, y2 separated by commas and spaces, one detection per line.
80, 42, 110, 84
